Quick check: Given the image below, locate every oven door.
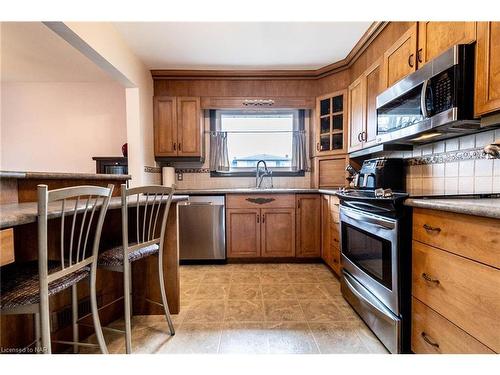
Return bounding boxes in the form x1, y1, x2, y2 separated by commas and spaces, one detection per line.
340, 206, 399, 315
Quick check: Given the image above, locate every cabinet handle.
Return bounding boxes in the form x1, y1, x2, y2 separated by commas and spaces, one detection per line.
421, 332, 439, 348
423, 224, 441, 234
297, 200, 301, 209
173, 142, 176, 151
408, 53, 415, 68
316, 142, 320, 151
178, 143, 181, 151
257, 215, 260, 223
262, 214, 265, 223
421, 273, 440, 285
417, 48, 423, 63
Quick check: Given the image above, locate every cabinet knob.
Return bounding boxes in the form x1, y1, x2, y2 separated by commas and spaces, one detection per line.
262, 214, 265, 223
316, 142, 320, 151
417, 48, 423, 63
173, 142, 176, 151
408, 53, 415, 68
178, 143, 181, 151
257, 215, 260, 223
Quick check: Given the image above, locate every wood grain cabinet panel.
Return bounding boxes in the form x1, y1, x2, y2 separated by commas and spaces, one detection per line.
348, 76, 365, 152
227, 209, 261, 258
314, 155, 348, 189
0, 228, 15, 267
153, 96, 201, 158
417, 22, 476, 66
261, 208, 295, 257
412, 240, 500, 352
321, 195, 332, 265
154, 96, 177, 156
475, 22, 500, 116
383, 23, 418, 87
412, 297, 494, 354
296, 195, 321, 258
413, 208, 500, 269
363, 58, 383, 148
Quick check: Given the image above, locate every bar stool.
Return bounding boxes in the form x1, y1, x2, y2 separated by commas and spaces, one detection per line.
97, 184, 175, 354
0, 184, 114, 354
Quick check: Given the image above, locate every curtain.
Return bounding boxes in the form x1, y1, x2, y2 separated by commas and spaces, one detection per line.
209, 131, 230, 172
291, 131, 308, 171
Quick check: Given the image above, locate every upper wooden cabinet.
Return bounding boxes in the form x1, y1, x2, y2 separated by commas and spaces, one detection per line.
383, 23, 418, 88
154, 96, 202, 158
296, 195, 321, 258
348, 57, 383, 152
417, 22, 476, 66
312, 155, 348, 189
475, 22, 500, 117
315, 90, 347, 156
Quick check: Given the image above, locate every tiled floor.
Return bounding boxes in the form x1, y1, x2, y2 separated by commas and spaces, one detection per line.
83, 263, 388, 354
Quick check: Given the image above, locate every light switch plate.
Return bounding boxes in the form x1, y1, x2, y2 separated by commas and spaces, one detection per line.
177, 172, 183, 181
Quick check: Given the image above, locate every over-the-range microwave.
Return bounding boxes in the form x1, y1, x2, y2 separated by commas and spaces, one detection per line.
376, 44, 484, 145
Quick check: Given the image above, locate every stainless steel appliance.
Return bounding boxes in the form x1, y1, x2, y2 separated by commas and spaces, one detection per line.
357, 158, 405, 191
178, 195, 226, 261
376, 44, 481, 145
337, 158, 411, 353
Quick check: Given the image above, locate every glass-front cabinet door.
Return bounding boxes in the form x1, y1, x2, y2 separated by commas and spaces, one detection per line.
315, 90, 347, 155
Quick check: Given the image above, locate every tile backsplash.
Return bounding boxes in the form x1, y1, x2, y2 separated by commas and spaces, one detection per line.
404, 128, 500, 196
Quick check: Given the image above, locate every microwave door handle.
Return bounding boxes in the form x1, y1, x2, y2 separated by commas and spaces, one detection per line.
420, 79, 429, 118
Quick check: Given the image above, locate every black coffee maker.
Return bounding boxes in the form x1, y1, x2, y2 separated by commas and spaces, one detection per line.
357, 157, 405, 191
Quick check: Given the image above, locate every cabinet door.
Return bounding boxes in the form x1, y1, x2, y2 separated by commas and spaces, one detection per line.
329, 196, 341, 276
296, 195, 321, 257
475, 22, 500, 117
227, 209, 260, 258
315, 91, 347, 156
177, 97, 201, 157
418, 22, 476, 66
261, 208, 295, 257
383, 23, 417, 88
321, 195, 332, 265
154, 96, 177, 156
364, 58, 383, 148
348, 76, 365, 152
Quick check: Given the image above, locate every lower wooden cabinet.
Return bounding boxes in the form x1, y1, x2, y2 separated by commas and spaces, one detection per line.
296, 195, 321, 258
261, 208, 296, 257
321, 195, 341, 275
227, 209, 261, 258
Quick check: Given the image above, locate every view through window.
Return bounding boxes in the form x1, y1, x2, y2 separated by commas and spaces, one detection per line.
217, 110, 300, 171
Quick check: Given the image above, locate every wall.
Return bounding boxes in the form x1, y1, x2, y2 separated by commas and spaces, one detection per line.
1, 82, 126, 173
52, 22, 159, 185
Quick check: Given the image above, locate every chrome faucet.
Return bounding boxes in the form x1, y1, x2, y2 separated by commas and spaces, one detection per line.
256, 160, 273, 188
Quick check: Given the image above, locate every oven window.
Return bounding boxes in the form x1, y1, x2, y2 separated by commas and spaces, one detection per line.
342, 223, 393, 290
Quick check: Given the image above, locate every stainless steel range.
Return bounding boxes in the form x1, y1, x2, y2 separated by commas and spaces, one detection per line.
337, 158, 411, 353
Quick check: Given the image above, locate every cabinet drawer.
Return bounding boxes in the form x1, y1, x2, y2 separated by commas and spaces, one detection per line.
226, 194, 295, 209
412, 240, 500, 352
0, 228, 15, 267
413, 208, 500, 269
412, 297, 494, 353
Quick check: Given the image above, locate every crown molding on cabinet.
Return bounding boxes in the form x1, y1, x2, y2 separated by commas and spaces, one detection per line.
151, 22, 388, 80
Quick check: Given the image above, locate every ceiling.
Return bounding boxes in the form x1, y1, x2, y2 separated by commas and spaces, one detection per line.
113, 22, 372, 70
1, 22, 113, 82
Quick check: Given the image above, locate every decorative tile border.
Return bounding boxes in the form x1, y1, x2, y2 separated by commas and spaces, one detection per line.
407, 147, 488, 165
175, 168, 211, 173
144, 166, 161, 174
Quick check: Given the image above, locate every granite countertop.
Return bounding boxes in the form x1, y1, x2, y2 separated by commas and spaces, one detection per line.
0, 170, 131, 181
405, 197, 500, 219
175, 188, 341, 195
0, 195, 188, 229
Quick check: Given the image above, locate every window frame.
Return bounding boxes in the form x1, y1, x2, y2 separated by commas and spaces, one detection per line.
209, 109, 306, 177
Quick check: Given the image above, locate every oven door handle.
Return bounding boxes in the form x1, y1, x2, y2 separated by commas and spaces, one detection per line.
341, 208, 395, 230
420, 78, 429, 118
343, 272, 397, 323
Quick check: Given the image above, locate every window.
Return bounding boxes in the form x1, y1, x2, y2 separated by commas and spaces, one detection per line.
210, 109, 306, 177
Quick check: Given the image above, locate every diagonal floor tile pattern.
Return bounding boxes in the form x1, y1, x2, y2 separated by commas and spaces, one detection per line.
83, 263, 388, 354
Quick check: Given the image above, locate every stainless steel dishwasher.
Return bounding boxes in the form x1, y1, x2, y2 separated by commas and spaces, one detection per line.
178, 195, 226, 261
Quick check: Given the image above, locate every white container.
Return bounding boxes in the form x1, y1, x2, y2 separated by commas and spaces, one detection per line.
162, 167, 176, 187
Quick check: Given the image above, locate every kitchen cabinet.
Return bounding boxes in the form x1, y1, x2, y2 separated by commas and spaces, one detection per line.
417, 22, 476, 66
383, 23, 418, 88
261, 208, 296, 257
312, 155, 348, 189
475, 22, 500, 117
321, 195, 341, 275
0, 228, 15, 267
226, 209, 261, 258
154, 96, 202, 158
411, 208, 500, 353
226, 194, 295, 258
296, 195, 321, 258
315, 90, 347, 155
348, 57, 383, 152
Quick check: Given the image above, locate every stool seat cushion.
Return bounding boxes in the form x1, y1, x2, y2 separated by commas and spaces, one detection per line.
98, 243, 159, 267
0, 261, 90, 310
